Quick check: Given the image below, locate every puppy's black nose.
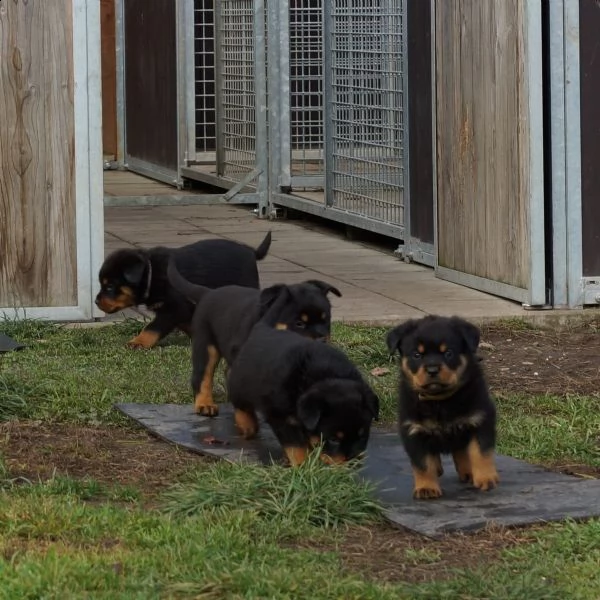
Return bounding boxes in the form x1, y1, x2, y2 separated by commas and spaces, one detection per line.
426, 364, 440, 376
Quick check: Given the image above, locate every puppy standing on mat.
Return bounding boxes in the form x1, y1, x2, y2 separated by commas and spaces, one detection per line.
168, 257, 342, 417
226, 288, 379, 466
95, 232, 271, 349
386, 315, 499, 499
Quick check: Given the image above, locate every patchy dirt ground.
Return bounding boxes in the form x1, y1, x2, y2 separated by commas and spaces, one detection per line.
337, 524, 527, 584
479, 321, 600, 397
0, 421, 205, 496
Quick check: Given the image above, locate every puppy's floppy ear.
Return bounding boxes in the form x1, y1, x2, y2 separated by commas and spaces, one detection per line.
297, 388, 322, 431
363, 385, 380, 421
258, 284, 288, 316
450, 317, 481, 354
122, 254, 148, 286
305, 280, 342, 298
385, 319, 419, 355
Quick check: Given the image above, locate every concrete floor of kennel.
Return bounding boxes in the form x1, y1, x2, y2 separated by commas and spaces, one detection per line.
103, 171, 552, 325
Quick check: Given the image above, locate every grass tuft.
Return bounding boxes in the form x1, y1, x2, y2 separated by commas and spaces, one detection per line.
162, 450, 383, 529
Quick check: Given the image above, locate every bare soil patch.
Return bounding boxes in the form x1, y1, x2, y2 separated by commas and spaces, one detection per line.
479, 323, 600, 397
0, 421, 205, 495
291, 523, 530, 585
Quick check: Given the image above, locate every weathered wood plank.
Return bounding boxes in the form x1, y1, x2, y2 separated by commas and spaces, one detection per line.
436, 0, 530, 290
101, 0, 117, 158
0, 0, 77, 308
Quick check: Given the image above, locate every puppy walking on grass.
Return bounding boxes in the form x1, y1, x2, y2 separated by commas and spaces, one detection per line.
95, 232, 272, 349
387, 315, 499, 499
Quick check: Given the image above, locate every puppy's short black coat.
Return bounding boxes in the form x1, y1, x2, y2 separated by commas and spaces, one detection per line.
95, 232, 271, 348
167, 257, 342, 417
386, 315, 498, 499
226, 290, 379, 466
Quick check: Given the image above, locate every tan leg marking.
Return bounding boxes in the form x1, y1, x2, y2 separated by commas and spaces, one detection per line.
194, 345, 220, 417
466, 438, 499, 491
283, 446, 309, 466
234, 409, 259, 439
452, 448, 472, 483
412, 455, 443, 499
321, 454, 346, 465
127, 329, 161, 349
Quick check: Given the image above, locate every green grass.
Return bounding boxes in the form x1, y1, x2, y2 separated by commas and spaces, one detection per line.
1, 471, 600, 599
163, 450, 382, 528
1, 318, 600, 598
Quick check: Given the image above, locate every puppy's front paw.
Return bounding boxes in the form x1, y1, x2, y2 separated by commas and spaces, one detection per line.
126, 330, 160, 349
196, 403, 220, 417
413, 484, 443, 500
473, 470, 499, 491
234, 409, 258, 438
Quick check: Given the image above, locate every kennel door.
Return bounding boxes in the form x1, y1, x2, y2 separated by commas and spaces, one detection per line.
433, 0, 547, 306
122, 0, 179, 185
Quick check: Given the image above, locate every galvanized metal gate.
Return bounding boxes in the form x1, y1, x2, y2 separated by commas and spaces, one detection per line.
271, 0, 409, 240
117, 0, 410, 237
325, 0, 406, 226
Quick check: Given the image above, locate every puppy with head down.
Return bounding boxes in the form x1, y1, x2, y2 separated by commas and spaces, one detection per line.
387, 315, 498, 499
226, 286, 379, 466
168, 257, 342, 417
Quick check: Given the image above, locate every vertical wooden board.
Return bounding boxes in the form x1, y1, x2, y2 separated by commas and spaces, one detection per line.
435, 0, 530, 290
435, 0, 458, 269
0, 0, 76, 308
124, 0, 178, 171
580, 0, 600, 276
513, 0, 530, 291
101, 0, 117, 158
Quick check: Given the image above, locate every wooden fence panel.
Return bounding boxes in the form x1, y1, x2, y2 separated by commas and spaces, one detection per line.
101, 0, 117, 158
435, 0, 530, 290
0, 0, 77, 308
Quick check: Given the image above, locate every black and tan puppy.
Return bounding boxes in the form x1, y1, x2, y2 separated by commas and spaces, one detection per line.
386, 315, 498, 499
226, 290, 379, 466
95, 233, 271, 348
167, 257, 342, 416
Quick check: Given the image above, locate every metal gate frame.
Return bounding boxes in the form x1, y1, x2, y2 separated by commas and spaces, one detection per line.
179, 0, 269, 211
548, 0, 596, 308
271, 0, 411, 243
432, 0, 547, 307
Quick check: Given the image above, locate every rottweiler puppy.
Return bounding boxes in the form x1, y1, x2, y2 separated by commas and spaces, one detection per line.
386, 315, 498, 499
167, 256, 342, 417
226, 288, 379, 466
95, 232, 271, 349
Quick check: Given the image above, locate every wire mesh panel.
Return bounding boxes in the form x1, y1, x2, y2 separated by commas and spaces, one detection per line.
325, 0, 406, 226
194, 0, 216, 153
216, 0, 259, 182
289, 0, 324, 178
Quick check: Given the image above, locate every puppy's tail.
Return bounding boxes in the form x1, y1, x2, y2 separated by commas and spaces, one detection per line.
167, 257, 210, 304
254, 231, 272, 261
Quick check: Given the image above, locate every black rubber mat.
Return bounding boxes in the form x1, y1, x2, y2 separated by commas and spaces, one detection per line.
0, 334, 25, 353
116, 402, 600, 538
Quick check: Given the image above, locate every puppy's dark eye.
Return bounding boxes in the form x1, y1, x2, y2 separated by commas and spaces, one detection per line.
444, 349, 454, 359
295, 320, 307, 329
412, 351, 422, 360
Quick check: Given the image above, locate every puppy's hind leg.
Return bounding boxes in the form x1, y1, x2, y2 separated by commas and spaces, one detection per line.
191, 333, 221, 417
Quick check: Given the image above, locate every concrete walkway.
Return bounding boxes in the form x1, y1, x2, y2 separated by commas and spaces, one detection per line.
104, 203, 530, 325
